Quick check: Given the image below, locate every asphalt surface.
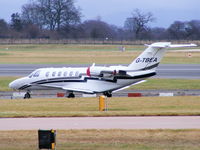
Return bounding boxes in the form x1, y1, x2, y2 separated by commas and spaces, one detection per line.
0, 64, 200, 79
156, 64, 200, 79
1, 89, 200, 99
0, 116, 200, 130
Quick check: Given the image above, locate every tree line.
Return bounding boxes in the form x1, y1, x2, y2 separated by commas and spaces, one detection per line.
0, 0, 200, 41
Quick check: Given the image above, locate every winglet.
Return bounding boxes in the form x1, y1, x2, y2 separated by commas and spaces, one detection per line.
169, 43, 197, 48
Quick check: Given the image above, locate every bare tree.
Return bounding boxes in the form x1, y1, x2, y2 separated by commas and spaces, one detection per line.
21, 0, 81, 31
23, 24, 40, 38
150, 27, 167, 40
167, 21, 187, 40
0, 19, 9, 38
22, 2, 44, 29
185, 20, 200, 40
82, 19, 116, 39
124, 9, 155, 39
10, 13, 23, 31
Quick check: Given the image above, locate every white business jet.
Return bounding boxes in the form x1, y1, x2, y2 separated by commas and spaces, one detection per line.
9, 42, 196, 98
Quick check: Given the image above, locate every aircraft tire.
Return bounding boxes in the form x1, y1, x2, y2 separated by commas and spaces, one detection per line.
24, 92, 31, 99
67, 93, 75, 98
107, 93, 112, 97
104, 92, 112, 97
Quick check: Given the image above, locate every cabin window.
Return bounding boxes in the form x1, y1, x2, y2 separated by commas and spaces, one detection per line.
75, 71, 79, 77
52, 71, 56, 77
46, 72, 50, 77
69, 71, 73, 77
33, 70, 41, 77
58, 71, 62, 77
64, 71, 68, 77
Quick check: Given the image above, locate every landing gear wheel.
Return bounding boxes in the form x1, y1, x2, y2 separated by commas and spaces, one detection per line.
103, 92, 112, 97
67, 93, 75, 98
24, 92, 31, 99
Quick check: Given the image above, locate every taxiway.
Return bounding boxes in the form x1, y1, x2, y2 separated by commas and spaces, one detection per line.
0, 116, 200, 130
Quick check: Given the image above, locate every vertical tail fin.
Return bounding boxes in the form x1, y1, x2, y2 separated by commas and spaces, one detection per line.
128, 42, 197, 71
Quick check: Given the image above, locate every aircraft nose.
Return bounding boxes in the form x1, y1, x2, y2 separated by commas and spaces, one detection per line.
9, 78, 23, 90
9, 80, 17, 89
9, 77, 29, 90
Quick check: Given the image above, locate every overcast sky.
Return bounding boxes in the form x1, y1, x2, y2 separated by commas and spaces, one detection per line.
0, 0, 199, 28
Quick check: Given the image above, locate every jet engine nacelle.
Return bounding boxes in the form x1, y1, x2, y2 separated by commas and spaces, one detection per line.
87, 66, 116, 77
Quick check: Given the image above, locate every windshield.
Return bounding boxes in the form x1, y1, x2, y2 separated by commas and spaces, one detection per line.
28, 70, 41, 78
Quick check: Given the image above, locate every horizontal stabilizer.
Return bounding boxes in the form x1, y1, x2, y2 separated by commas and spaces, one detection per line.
169, 43, 197, 48
146, 43, 197, 48
145, 42, 171, 48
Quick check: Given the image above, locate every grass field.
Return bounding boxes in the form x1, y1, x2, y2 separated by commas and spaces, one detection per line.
0, 129, 200, 150
129, 78, 200, 90
1, 77, 200, 91
0, 96, 200, 117
0, 77, 19, 91
0, 44, 199, 64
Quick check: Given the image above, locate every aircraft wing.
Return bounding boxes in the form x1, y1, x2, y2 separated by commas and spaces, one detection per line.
62, 87, 95, 94
113, 80, 146, 93
32, 84, 63, 89
35, 84, 95, 94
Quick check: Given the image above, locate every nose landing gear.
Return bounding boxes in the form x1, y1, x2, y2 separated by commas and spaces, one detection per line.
24, 92, 31, 99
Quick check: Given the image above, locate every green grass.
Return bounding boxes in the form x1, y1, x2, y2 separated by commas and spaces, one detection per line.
0, 44, 199, 64
0, 44, 142, 52
162, 57, 200, 64
0, 96, 200, 117
0, 129, 200, 150
0, 52, 8, 56
0, 77, 19, 91
129, 78, 200, 90
2, 77, 200, 91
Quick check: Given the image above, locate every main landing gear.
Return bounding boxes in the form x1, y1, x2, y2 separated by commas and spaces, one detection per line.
67, 92, 75, 98
24, 91, 31, 99
103, 91, 112, 97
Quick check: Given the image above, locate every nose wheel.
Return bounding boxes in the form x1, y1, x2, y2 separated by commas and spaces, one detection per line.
24, 92, 31, 99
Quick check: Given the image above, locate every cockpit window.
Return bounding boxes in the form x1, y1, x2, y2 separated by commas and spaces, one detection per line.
28, 72, 34, 78
33, 70, 41, 77
29, 70, 40, 78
